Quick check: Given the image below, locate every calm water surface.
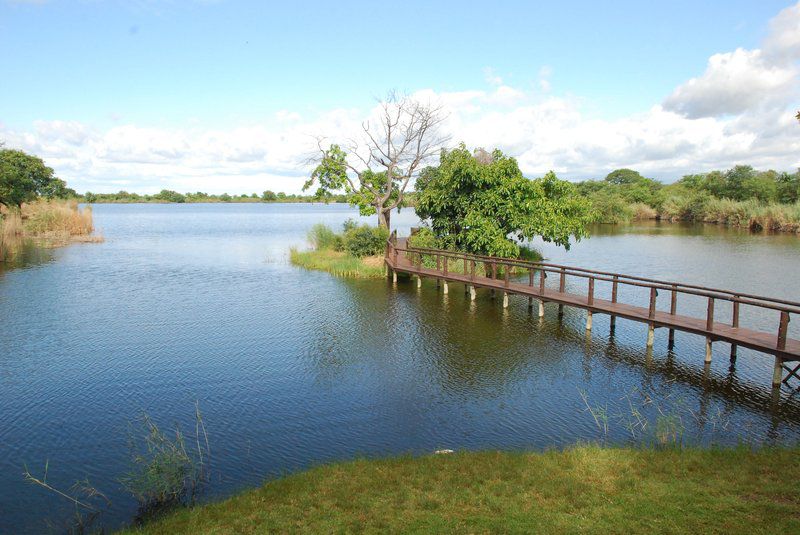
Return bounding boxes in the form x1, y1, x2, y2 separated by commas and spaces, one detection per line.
1, 203, 800, 533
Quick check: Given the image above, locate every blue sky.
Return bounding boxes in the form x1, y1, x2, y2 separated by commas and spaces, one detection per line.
1, 0, 798, 193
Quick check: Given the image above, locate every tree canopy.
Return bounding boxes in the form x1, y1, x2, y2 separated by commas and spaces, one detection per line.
305, 94, 447, 228
0, 148, 73, 208
415, 145, 592, 257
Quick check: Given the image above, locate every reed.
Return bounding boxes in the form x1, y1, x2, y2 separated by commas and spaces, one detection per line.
0, 199, 103, 257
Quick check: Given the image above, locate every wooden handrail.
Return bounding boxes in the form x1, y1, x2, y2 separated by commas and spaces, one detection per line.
393, 243, 800, 315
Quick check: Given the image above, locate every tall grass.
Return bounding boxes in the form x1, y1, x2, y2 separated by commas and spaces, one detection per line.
290, 248, 385, 279
0, 200, 103, 262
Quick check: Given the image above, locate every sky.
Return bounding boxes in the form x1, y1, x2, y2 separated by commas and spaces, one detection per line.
1, 0, 799, 194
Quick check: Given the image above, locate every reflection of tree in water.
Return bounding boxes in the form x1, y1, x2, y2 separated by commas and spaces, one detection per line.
404, 282, 582, 396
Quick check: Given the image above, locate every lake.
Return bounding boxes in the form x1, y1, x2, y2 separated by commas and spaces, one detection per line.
1, 203, 799, 533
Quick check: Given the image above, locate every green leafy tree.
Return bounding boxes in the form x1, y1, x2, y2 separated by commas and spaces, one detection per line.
155, 189, 186, 203
0, 149, 66, 207
305, 94, 447, 229
261, 190, 277, 201
415, 145, 592, 257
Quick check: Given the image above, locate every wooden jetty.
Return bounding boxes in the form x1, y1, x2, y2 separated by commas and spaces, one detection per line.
384, 231, 800, 390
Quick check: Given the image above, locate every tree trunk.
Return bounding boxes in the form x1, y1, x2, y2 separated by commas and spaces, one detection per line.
378, 208, 391, 229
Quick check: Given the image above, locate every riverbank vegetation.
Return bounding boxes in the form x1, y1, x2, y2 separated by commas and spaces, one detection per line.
121, 446, 799, 534
578, 166, 800, 232
290, 221, 388, 278
1, 148, 102, 262
79, 189, 348, 204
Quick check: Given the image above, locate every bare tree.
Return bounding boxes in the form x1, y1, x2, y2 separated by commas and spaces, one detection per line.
306, 93, 449, 229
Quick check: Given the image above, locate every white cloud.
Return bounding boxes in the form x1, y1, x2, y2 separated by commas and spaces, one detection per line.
663, 2, 800, 119
2, 4, 799, 193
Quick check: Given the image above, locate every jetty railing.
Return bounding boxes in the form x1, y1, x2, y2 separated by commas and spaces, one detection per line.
385, 231, 800, 389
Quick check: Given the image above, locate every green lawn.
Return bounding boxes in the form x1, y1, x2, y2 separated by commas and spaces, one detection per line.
121, 446, 800, 534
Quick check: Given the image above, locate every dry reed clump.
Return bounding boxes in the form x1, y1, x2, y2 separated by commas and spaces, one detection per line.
21, 199, 103, 246
0, 199, 103, 255
629, 203, 657, 220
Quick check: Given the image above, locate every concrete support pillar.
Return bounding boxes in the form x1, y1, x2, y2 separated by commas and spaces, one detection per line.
729, 344, 738, 364
705, 338, 712, 363
528, 297, 533, 310
558, 304, 564, 318
470, 286, 476, 301
443, 281, 449, 295
503, 292, 509, 308
538, 301, 545, 318
772, 356, 783, 388
646, 324, 655, 347
436, 278, 440, 288
610, 316, 616, 332
668, 329, 675, 349
417, 275, 422, 288
586, 311, 593, 331
392, 271, 397, 284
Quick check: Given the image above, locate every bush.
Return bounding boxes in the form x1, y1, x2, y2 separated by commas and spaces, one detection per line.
408, 227, 439, 249
307, 224, 340, 250
342, 225, 388, 258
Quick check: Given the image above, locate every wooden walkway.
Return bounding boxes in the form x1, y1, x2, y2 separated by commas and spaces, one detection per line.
385, 232, 800, 390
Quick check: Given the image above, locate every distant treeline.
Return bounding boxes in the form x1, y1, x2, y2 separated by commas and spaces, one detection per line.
575, 166, 800, 233
79, 190, 350, 204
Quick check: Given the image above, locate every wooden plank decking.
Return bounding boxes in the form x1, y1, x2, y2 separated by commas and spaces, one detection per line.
385, 234, 800, 390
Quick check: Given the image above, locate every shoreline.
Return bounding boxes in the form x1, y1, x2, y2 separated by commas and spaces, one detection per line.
120, 445, 800, 534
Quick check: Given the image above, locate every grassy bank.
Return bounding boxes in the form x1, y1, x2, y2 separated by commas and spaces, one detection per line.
1, 200, 103, 260
290, 248, 385, 279
121, 446, 799, 534
290, 222, 388, 279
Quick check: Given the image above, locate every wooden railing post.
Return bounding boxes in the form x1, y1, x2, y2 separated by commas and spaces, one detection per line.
668, 284, 677, 348
471, 260, 476, 281
705, 297, 715, 363
730, 297, 740, 362
588, 277, 594, 306
777, 311, 789, 350
648, 287, 657, 320
539, 270, 546, 294
706, 297, 714, 331
610, 275, 619, 332
443, 255, 448, 276
559, 268, 566, 293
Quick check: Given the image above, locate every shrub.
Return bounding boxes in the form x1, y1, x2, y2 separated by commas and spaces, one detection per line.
342, 225, 388, 258
408, 227, 439, 249
307, 224, 340, 250
588, 192, 633, 223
